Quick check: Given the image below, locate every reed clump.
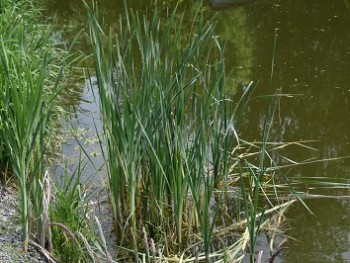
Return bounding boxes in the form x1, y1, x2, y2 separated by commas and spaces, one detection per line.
0, 0, 73, 252
50, 157, 101, 262
86, 3, 278, 261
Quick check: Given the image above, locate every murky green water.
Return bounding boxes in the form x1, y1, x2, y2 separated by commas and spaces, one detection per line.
43, 0, 350, 261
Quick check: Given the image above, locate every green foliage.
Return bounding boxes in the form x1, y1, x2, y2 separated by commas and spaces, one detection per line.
50, 159, 96, 262
87, 2, 253, 261
0, 0, 70, 251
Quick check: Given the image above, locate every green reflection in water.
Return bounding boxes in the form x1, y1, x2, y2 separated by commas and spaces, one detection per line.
41, 0, 350, 262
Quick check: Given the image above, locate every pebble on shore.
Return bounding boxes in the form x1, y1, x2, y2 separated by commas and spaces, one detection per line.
0, 185, 49, 263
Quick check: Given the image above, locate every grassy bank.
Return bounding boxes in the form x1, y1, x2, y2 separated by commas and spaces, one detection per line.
0, 1, 114, 261
0, 0, 75, 254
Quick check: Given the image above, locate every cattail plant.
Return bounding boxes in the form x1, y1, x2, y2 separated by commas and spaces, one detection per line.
0, 0, 69, 251
87, 2, 241, 260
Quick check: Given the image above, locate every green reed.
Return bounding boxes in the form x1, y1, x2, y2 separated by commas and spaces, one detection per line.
85, 2, 341, 262
0, 0, 69, 251
50, 156, 96, 262
86, 2, 248, 260
237, 31, 279, 262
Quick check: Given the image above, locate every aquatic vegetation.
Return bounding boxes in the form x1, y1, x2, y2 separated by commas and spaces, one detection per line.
0, 0, 72, 252
50, 157, 102, 262
86, 3, 298, 261
2, 0, 348, 262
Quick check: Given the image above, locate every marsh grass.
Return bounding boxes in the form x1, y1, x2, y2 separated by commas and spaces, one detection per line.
85, 2, 298, 261
0, 0, 74, 252
50, 157, 96, 262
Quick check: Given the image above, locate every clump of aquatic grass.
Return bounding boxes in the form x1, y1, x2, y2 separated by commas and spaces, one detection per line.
50, 155, 117, 263
86, 2, 289, 261
50, 158, 95, 262
88, 0, 228, 252
0, 0, 72, 251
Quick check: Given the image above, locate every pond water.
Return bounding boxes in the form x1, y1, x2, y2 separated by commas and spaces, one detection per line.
43, 0, 350, 262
